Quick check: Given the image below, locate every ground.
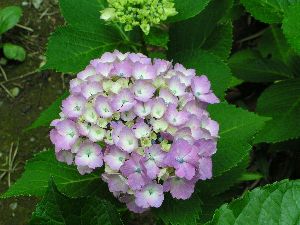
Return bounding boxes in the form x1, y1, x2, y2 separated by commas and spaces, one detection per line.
0, 0, 65, 224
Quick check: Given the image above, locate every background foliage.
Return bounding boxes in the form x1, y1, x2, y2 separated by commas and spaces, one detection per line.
1, 0, 300, 224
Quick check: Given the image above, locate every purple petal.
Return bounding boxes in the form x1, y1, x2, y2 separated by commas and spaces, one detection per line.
104, 145, 128, 170
70, 78, 83, 94
77, 165, 93, 175
163, 177, 195, 200
102, 173, 128, 193
135, 183, 164, 208
81, 81, 102, 99
168, 76, 186, 97
198, 157, 212, 180
198, 92, 220, 104
132, 121, 151, 139
75, 141, 103, 169
117, 127, 138, 153
164, 104, 190, 127
94, 95, 114, 118
132, 80, 156, 102
62, 95, 86, 118
77, 66, 96, 80
112, 60, 133, 77
194, 139, 217, 157
159, 88, 178, 105
56, 150, 74, 165
94, 62, 114, 77
151, 98, 167, 119
111, 89, 136, 112
153, 59, 171, 74
133, 101, 152, 118
132, 62, 157, 79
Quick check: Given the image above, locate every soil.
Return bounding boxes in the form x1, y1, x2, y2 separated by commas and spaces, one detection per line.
0, 0, 65, 224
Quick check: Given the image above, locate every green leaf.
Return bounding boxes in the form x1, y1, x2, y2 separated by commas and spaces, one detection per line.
282, 3, 300, 55
208, 102, 268, 176
81, 198, 123, 225
257, 25, 300, 76
1, 150, 100, 198
43, 0, 127, 74
254, 79, 300, 143
27, 92, 68, 130
31, 179, 123, 225
59, 0, 107, 28
206, 179, 300, 225
144, 27, 169, 49
153, 193, 202, 225
197, 154, 249, 196
229, 50, 294, 82
0, 6, 22, 35
3, 43, 26, 61
43, 26, 122, 74
240, 0, 300, 23
202, 22, 233, 60
169, 0, 211, 22
173, 49, 232, 99
169, 0, 233, 58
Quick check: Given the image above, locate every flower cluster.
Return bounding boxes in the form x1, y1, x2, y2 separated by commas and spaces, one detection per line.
100, 0, 177, 34
50, 50, 219, 213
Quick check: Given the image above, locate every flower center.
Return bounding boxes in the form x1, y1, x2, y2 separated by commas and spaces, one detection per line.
176, 157, 185, 164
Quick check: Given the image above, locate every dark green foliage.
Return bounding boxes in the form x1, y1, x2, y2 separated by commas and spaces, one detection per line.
206, 180, 300, 225
153, 193, 202, 225
27, 92, 68, 130
30, 179, 123, 225
1, 150, 101, 198
3, 0, 300, 224
254, 79, 300, 143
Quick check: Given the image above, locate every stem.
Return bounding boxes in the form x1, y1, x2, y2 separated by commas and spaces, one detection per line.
115, 24, 138, 52
0, 69, 39, 85
237, 27, 269, 43
16, 24, 34, 32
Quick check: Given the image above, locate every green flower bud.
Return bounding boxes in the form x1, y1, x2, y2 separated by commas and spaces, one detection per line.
100, 0, 178, 34
100, 8, 116, 21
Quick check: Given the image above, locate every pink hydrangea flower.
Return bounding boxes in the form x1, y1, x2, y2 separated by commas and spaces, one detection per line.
50, 50, 220, 212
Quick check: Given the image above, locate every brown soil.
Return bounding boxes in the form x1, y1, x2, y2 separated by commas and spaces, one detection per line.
0, 0, 65, 224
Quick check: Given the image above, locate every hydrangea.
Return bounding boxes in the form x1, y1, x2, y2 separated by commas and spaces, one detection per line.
50, 50, 220, 212
100, 0, 178, 34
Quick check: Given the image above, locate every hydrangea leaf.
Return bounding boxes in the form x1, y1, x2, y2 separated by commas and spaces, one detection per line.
229, 50, 294, 82
208, 103, 268, 176
1, 150, 100, 198
258, 26, 293, 64
30, 179, 122, 225
27, 92, 68, 130
144, 27, 169, 49
254, 79, 300, 143
43, 0, 126, 74
169, 0, 233, 60
0, 6, 22, 35
59, 0, 107, 28
3, 43, 26, 61
257, 25, 300, 76
197, 154, 249, 196
153, 193, 202, 225
240, 0, 300, 23
206, 179, 300, 225
173, 49, 232, 99
43, 26, 122, 74
168, 0, 211, 22
202, 22, 233, 60
282, 3, 300, 55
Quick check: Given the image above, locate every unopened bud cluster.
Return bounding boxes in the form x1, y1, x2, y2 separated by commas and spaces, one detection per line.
100, 0, 177, 34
